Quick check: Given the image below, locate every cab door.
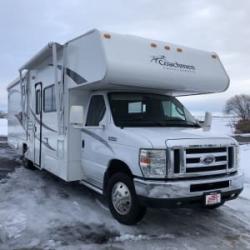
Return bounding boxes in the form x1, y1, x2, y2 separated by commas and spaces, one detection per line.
81, 95, 111, 188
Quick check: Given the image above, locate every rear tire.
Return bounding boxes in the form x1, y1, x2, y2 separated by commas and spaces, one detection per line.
106, 173, 146, 225
22, 145, 36, 170
22, 152, 36, 170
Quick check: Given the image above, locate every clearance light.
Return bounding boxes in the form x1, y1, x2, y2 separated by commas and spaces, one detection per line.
211, 54, 217, 59
177, 48, 183, 52
150, 43, 157, 48
103, 33, 111, 39
164, 45, 170, 50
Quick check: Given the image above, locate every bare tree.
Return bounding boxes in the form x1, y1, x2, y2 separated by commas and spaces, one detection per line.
224, 95, 250, 120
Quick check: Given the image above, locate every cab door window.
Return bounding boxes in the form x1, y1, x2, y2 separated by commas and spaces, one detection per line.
86, 95, 106, 126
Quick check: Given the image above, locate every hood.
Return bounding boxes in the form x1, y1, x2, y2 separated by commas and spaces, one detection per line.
123, 127, 235, 148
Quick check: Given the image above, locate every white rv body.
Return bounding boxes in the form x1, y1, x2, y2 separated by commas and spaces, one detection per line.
7, 30, 243, 224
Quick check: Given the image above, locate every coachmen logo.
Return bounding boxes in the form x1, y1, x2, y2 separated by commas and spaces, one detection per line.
150, 55, 196, 72
201, 155, 215, 165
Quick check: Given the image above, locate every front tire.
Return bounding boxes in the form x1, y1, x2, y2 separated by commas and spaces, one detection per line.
106, 173, 146, 225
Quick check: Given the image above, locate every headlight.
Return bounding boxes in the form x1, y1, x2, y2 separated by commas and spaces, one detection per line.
139, 149, 167, 178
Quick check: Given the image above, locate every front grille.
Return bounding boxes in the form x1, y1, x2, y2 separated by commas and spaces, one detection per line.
186, 164, 227, 173
186, 147, 227, 154
173, 149, 181, 174
228, 147, 234, 169
170, 145, 236, 178
185, 147, 228, 174
190, 180, 230, 192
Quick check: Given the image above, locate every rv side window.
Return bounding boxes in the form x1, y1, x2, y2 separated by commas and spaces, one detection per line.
35, 90, 41, 115
43, 85, 56, 112
86, 95, 106, 126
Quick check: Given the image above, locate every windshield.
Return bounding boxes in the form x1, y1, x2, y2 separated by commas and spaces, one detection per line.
108, 92, 199, 128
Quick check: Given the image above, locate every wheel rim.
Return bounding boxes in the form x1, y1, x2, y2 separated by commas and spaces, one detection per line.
111, 181, 132, 215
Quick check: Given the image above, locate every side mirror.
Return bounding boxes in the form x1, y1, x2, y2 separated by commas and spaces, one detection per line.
202, 112, 212, 131
99, 119, 106, 130
70, 105, 84, 128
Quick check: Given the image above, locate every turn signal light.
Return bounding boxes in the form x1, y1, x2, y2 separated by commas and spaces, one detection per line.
150, 43, 157, 48
103, 33, 111, 39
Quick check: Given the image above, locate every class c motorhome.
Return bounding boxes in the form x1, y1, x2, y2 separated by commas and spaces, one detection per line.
7, 29, 243, 225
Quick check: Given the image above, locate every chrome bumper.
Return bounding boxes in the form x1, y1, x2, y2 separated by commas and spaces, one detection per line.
134, 172, 244, 199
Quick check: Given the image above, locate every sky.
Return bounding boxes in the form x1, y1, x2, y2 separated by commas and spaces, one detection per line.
0, 0, 249, 114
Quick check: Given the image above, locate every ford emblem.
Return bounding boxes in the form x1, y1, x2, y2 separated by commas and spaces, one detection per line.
202, 155, 215, 165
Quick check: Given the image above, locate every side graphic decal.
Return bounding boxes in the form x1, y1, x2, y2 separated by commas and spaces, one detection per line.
81, 128, 114, 153
14, 112, 56, 151
30, 109, 57, 133
49, 64, 87, 85
66, 68, 87, 85
38, 136, 56, 151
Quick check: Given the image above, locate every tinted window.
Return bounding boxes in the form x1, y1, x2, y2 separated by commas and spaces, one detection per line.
43, 85, 56, 112
109, 93, 199, 128
86, 95, 106, 126
35, 89, 41, 115
162, 101, 185, 120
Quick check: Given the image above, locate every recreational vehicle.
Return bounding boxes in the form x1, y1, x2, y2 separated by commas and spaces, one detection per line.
7, 30, 243, 224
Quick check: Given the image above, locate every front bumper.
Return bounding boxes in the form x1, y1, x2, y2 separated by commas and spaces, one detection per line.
134, 172, 244, 208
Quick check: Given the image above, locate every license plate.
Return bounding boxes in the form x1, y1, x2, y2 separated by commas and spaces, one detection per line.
205, 192, 221, 206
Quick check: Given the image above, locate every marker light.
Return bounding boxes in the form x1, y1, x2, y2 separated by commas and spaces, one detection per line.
103, 33, 111, 39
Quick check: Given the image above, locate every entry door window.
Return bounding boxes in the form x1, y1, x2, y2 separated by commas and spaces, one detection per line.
43, 85, 56, 112
86, 95, 106, 126
35, 89, 41, 115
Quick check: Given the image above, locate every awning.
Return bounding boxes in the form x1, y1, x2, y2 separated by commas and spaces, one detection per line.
19, 42, 63, 71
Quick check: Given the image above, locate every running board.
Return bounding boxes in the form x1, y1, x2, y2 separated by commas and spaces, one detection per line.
79, 180, 103, 195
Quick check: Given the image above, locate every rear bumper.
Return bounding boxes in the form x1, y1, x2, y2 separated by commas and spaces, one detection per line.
134, 172, 244, 208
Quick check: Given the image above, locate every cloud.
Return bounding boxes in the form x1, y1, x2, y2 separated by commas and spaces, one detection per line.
0, 0, 249, 112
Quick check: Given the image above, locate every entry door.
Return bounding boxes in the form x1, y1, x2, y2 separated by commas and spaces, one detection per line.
34, 82, 43, 167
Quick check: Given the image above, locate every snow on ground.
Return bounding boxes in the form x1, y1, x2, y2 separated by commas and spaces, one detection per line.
0, 119, 7, 136
0, 116, 250, 249
0, 145, 250, 249
240, 144, 250, 200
